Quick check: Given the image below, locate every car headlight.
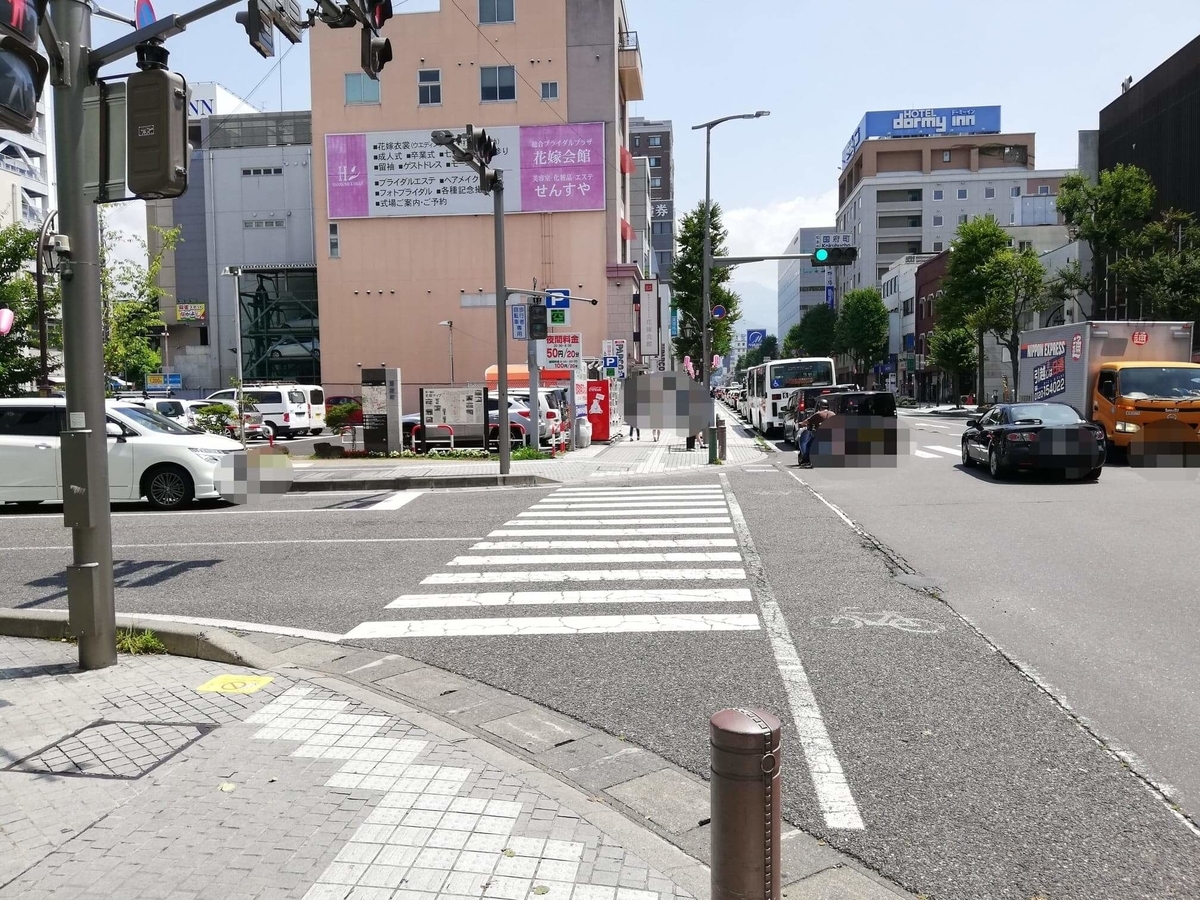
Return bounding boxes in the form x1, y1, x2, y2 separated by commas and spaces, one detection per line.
190, 447, 234, 464
1114, 421, 1141, 433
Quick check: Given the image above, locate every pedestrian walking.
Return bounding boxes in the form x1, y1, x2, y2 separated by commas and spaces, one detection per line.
629, 425, 640, 441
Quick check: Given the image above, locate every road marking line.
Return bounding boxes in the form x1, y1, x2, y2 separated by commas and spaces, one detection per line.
486, 528, 736, 537
519, 509, 728, 518
471, 539, 739, 550
925, 446, 960, 456
507, 517, 733, 525
550, 486, 723, 493
721, 473, 865, 831
366, 491, 425, 511
448, 552, 743, 566
0, 537, 484, 551
423, 568, 747, 584
114, 613, 344, 643
386, 588, 755, 609
535, 500, 729, 507
913, 450, 940, 459
343, 613, 761, 640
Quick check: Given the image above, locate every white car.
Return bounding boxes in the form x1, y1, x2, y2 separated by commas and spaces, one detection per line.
0, 398, 244, 511
268, 336, 320, 359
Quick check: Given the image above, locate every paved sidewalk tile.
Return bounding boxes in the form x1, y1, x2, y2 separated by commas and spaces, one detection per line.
0, 637, 698, 900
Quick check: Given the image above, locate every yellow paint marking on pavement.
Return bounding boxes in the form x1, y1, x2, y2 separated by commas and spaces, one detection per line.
195, 674, 274, 694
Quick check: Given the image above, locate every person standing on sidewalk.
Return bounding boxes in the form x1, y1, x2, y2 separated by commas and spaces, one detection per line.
629, 424, 640, 440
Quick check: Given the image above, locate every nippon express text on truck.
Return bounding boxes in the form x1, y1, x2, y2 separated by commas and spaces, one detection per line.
1017, 321, 1200, 449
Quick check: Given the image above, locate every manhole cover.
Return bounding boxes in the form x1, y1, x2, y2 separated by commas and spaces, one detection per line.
4, 720, 214, 780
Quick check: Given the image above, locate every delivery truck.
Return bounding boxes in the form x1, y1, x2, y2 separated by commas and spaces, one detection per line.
1017, 321, 1200, 449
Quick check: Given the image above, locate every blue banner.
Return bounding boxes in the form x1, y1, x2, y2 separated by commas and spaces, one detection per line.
746, 329, 766, 350
843, 106, 1002, 166
670, 309, 679, 338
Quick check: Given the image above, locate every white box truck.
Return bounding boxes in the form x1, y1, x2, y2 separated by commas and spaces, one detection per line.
1017, 321, 1200, 449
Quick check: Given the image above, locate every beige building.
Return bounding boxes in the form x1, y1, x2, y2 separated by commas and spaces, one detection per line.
309, 0, 647, 406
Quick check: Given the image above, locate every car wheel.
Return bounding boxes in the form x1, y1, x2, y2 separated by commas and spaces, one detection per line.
311, 349, 320, 358
988, 446, 1007, 480
142, 464, 194, 510
310, 429, 323, 436
1083, 466, 1103, 481
961, 438, 975, 467
269, 350, 282, 359
262, 422, 276, 440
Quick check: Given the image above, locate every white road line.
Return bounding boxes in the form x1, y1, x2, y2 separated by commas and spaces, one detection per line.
366, 491, 425, 511
423, 568, 747, 584
115, 613, 344, 643
449, 551, 743, 566
721, 473, 865, 831
0, 537, 484, 551
518, 509, 727, 518
506, 520, 729, 528
486, 528, 736, 537
343, 613, 761, 640
471, 539, 739, 550
913, 450, 940, 459
0, 506, 430, 520
550, 486, 722, 493
925, 445, 960, 456
534, 500, 729, 508
386, 588, 755, 609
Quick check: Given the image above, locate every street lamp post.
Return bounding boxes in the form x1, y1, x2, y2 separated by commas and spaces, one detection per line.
692, 111, 769, 462
221, 266, 247, 447
35, 210, 59, 397
438, 320, 454, 384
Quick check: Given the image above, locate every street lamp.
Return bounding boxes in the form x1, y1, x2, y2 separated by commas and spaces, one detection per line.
692, 110, 769, 461
438, 319, 454, 384
220, 266, 246, 447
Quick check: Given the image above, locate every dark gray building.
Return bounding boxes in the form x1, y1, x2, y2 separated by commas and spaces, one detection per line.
630, 117, 675, 279
147, 111, 318, 392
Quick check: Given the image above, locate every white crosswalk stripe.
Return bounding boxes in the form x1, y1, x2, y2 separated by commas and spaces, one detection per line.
342, 482, 760, 638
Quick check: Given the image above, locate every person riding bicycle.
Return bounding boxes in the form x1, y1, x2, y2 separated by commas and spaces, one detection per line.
798, 398, 834, 468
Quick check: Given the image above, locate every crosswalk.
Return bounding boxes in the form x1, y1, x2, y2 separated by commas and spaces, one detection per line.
343, 483, 762, 640
912, 444, 961, 460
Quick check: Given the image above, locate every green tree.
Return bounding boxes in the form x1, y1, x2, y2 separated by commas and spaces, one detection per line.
927, 326, 978, 404
670, 202, 742, 369
1111, 208, 1200, 328
100, 214, 181, 386
781, 323, 803, 358
0, 224, 54, 397
939, 216, 1011, 398
792, 305, 838, 357
835, 288, 889, 377
1055, 164, 1156, 316
976, 248, 1049, 390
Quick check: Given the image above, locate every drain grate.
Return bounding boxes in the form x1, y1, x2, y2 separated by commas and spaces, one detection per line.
3, 720, 214, 780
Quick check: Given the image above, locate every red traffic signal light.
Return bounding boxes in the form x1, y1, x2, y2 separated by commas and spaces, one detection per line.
365, 0, 392, 28
0, 0, 48, 134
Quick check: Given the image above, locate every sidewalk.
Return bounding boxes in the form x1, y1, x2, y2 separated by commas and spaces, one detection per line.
0, 633, 909, 900
291, 424, 766, 491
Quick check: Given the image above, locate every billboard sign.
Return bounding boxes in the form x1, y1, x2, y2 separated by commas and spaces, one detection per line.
842, 106, 1002, 166
543, 333, 582, 370
747, 329, 767, 350
176, 302, 206, 322
511, 304, 527, 340
327, 122, 606, 219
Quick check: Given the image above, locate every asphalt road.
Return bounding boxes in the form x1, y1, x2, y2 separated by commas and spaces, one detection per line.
3, 458, 1199, 898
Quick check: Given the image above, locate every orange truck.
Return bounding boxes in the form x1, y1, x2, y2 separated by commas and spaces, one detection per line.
1017, 321, 1200, 449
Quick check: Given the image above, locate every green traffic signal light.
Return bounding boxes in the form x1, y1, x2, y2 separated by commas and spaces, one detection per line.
813, 248, 829, 263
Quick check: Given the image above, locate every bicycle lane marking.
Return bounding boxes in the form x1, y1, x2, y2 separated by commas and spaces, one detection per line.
718, 472, 865, 831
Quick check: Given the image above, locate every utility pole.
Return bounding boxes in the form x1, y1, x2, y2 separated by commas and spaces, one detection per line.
527, 279, 540, 451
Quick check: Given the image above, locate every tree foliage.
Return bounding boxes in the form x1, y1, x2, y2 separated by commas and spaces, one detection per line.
927, 326, 978, 401
0, 224, 54, 397
736, 334, 779, 373
670, 202, 742, 369
1111, 208, 1200, 327
834, 288, 889, 375
976, 249, 1049, 389
789, 304, 838, 358
938, 216, 1011, 330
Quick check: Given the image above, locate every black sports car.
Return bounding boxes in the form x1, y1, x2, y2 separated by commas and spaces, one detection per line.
961, 402, 1106, 480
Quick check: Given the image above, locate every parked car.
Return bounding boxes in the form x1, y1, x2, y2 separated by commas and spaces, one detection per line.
293, 384, 326, 435
0, 398, 243, 510
267, 336, 320, 359
825, 390, 898, 418
961, 401, 1106, 480
781, 385, 856, 444
204, 385, 309, 439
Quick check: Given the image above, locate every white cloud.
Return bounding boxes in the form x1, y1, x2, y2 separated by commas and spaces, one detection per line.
721, 188, 840, 292
102, 200, 149, 268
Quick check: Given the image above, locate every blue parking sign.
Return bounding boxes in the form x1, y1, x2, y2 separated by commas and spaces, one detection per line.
545, 289, 570, 309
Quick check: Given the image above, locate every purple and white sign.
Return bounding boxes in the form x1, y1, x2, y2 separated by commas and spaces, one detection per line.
326, 134, 369, 219
519, 123, 605, 213
325, 123, 606, 219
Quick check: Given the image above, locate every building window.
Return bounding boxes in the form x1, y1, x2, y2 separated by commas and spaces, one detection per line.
932, 189, 944, 201
651, 221, 671, 235
199, 327, 209, 346
480, 65, 516, 102
540, 80, 558, 101
648, 135, 662, 147
1019, 240, 1034, 252
942, 150, 951, 162
241, 166, 283, 176
328, 223, 340, 259
984, 186, 995, 199
650, 176, 662, 189
957, 188, 968, 200
244, 219, 286, 229
933, 241, 943, 252
957, 213, 968, 225
418, 69, 441, 106
478, 0, 514, 24
1011, 185, 1021, 198
345, 72, 381, 105
1038, 185, 1050, 195
932, 214, 943, 227
1009, 212, 1016, 225
632, 136, 640, 148
649, 156, 661, 168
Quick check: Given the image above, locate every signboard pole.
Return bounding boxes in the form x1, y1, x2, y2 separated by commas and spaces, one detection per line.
528, 306, 540, 450
493, 181, 510, 475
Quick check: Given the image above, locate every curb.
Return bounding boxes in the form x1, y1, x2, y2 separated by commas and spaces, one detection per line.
289, 474, 559, 492
0, 608, 277, 670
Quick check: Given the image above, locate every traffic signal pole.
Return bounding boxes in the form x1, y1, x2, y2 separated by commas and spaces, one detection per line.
492, 176, 510, 475
51, 0, 118, 670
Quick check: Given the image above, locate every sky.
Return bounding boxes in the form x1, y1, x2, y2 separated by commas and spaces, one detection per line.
87, 0, 1200, 330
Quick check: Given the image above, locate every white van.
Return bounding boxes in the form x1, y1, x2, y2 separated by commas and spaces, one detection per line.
294, 385, 327, 436
205, 385, 309, 439
0, 398, 243, 510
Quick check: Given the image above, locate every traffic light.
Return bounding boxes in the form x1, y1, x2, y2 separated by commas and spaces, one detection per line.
236, 0, 276, 58
0, 0, 48, 134
528, 304, 548, 341
126, 66, 189, 200
271, 0, 304, 44
360, 22, 391, 79
364, 0, 392, 28
811, 246, 858, 266
465, 124, 498, 165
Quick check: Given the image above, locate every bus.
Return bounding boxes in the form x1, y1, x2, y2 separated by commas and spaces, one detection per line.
743, 357, 837, 435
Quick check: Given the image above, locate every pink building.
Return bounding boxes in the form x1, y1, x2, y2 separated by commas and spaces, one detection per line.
309, 0, 648, 407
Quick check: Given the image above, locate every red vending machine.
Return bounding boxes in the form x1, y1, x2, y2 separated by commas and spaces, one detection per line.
586, 380, 612, 441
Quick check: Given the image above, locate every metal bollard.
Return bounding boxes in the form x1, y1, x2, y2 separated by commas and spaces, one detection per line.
716, 416, 727, 461
710, 708, 782, 900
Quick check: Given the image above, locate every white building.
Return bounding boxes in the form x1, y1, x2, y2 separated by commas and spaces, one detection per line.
881, 254, 935, 394
777, 224, 835, 337
0, 99, 51, 229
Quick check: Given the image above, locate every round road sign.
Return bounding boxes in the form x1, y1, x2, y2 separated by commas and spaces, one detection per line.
711, 305, 727, 320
